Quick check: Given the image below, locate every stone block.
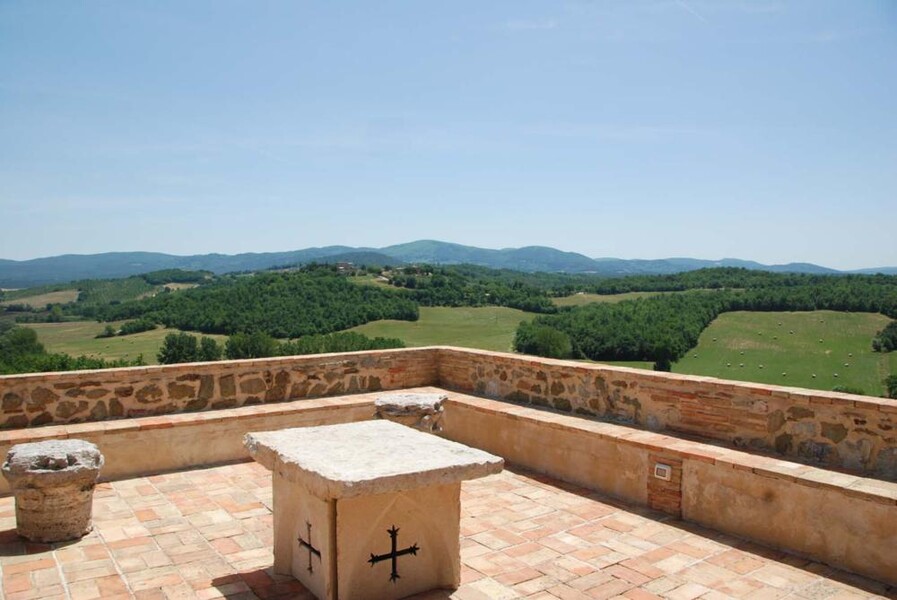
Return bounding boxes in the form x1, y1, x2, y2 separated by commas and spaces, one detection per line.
374, 392, 446, 432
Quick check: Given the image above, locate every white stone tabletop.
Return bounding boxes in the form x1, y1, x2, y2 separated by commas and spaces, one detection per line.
244, 420, 503, 499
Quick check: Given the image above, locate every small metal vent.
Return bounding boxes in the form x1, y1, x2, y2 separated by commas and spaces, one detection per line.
654, 463, 673, 481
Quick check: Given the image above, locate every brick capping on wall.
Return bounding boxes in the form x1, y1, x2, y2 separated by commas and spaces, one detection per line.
2, 345, 897, 478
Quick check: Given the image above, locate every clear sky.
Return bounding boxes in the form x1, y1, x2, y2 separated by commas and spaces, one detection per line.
1, 1, 895, 269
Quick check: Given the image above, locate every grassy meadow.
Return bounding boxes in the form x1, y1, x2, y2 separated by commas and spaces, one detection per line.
673, 310, 893, 396
26, 321, 228, 366
349, 306, 535, 352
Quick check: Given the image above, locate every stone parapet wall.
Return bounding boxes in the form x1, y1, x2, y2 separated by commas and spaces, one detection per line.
0, 348, 438, 429
436, 347, 897, 479
441, 393, 897, 587
0, 392, 387, 495
3, 344, 897, 478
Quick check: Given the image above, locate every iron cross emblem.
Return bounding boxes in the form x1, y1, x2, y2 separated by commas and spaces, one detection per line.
368, 525, 419, 582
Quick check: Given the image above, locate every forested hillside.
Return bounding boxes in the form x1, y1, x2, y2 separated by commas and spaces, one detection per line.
6, 241, 892, 287
5, 263, 897, 394
388, 266, 557, 313
86, 269, 420, 338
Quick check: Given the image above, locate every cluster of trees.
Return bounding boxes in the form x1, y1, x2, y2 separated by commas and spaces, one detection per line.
516, 280, 897, 366
387, 267, 557, 313
92, 269, 419, 338
873, 321, 897, 353
95, 318, 157, 339
514, 323, 573, 359
156, 332, 224, 364
141, 269, 211, 285
119, 318, 157, 336
279, 331, 404, 356
156, 330, 405, 364
886, 375, 897, 399
0, 323, 143, 375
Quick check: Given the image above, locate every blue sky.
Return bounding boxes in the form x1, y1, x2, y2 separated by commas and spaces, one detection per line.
1, 1, 895, 269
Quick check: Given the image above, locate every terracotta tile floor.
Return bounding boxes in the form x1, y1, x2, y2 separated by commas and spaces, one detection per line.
0, 462, 893, 600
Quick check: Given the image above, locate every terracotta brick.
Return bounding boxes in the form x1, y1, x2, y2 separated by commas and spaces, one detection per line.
0, 455, 891, 600
2, 557, 55, 575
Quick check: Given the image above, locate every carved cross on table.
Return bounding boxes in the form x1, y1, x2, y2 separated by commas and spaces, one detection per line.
368, 525, 419, 583
297, 521, 321, 573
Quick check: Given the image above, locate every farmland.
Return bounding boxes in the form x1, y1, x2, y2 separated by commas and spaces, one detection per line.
350, 306, 534, 352
0, 289, 79, 309
26, 321, 227, 366
673, 310, 893, 396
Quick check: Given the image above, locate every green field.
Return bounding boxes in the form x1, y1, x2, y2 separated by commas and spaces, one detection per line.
674, 311, 894, 396
349, 306, 535, 352
552, 291, 661, 307
26, 321, 228, 366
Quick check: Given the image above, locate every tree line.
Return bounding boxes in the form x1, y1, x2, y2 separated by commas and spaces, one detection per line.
156, 330, 405, 364
406, 265, 897, 296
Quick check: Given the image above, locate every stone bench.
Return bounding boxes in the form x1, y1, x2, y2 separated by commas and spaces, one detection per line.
1, 439, 104, 542
245, 420, 503, 600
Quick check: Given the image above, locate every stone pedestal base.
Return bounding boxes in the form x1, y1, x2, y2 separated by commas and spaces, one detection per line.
2, 439, 104, 543
13, 481, 96, 542
246, 421, 502, 600
374, 392, 446, 433
274, 477, 460, 600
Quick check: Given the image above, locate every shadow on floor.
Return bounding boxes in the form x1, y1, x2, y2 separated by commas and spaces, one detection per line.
212, 568, 316, 600
508, 465, 897, 599
0, 526, 84, 557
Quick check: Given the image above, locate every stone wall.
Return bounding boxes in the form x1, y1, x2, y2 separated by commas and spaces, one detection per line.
437, 347, 897, 479
0, 348, 437, 429
4, 344, 897, 479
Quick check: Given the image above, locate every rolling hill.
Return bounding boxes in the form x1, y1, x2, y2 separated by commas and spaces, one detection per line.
1, 240, 893, 288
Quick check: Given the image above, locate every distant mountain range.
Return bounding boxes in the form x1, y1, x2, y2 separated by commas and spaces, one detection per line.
1, 240, 895, 288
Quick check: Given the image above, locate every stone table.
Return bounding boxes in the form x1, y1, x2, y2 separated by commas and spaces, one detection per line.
1, 439, 104, 542
244, 420, 503, 600
374, 392, 446, 432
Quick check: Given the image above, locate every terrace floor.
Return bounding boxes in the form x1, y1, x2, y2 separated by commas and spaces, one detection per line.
0, 462, 893, 600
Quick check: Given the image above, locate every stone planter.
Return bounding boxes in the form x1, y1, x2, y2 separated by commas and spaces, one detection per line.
2, 439, 104, 543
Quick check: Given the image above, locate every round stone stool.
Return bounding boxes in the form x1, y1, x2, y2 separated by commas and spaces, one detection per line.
374, 392, 446, 433
2, 439, 104, 542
